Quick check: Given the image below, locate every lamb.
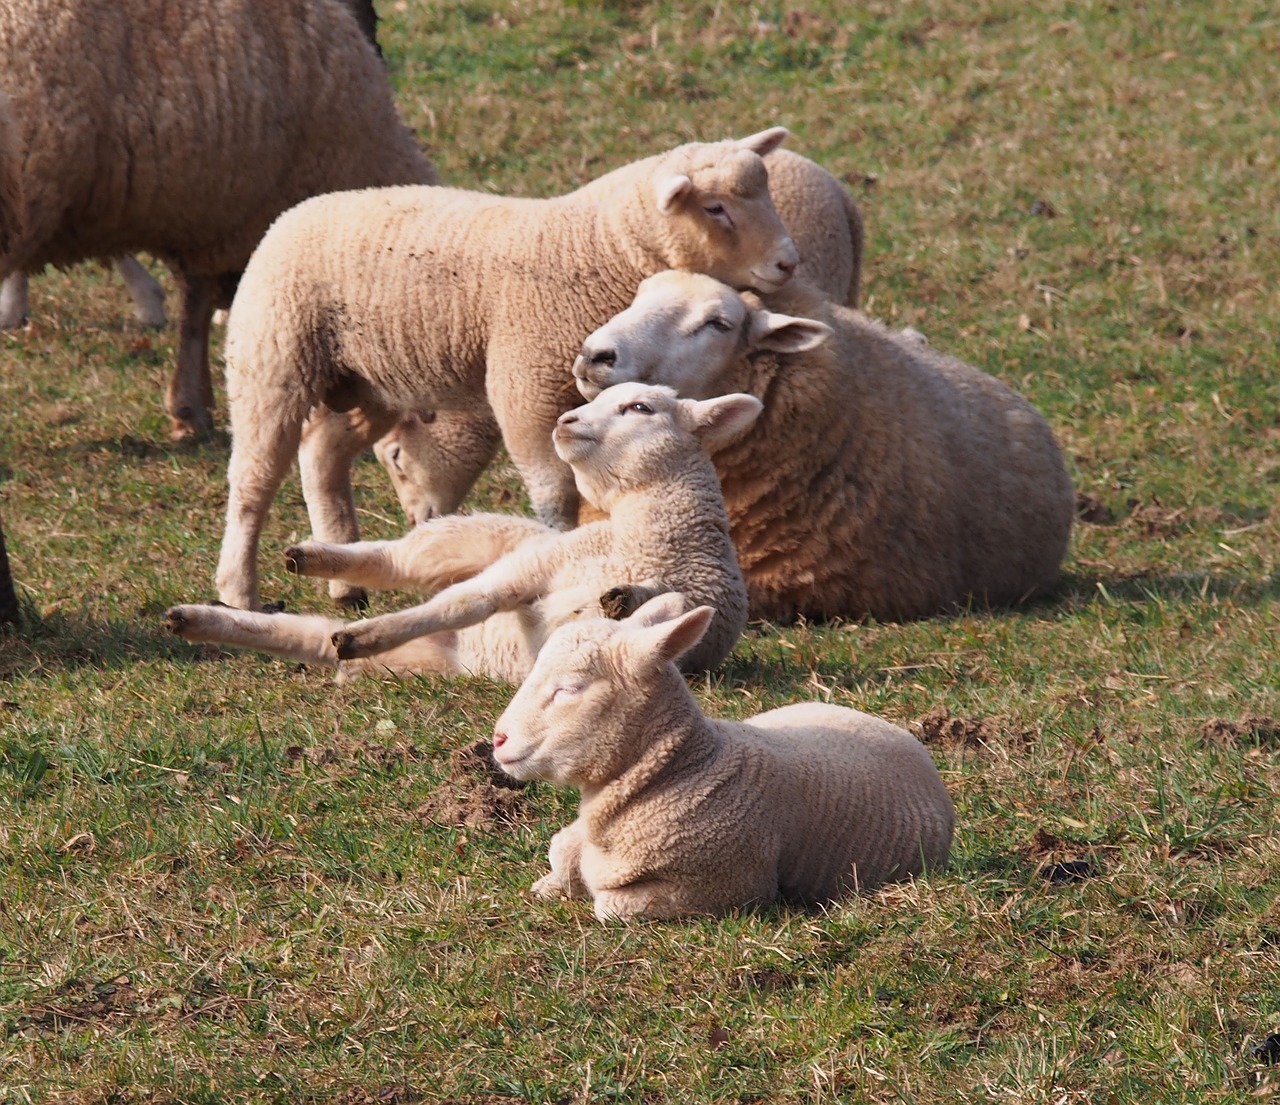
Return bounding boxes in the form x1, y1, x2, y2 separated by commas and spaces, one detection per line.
492, 593, 955, 921
366, 147, 866, 532
0, 0, 436, 438
167, 383, 760, 681
572, 271, 1075, 622
213, 128, 799, 612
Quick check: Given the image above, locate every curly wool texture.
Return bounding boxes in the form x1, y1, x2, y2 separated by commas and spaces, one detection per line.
576, 272, 1074, 623
494, 600, 955, 919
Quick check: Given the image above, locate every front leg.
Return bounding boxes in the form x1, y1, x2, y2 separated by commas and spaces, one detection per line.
532, 822, 589, 901
164, 604, 345, 667
168, 272, 217, 438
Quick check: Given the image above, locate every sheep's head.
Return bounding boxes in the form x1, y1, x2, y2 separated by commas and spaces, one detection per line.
574, 271, 831, 400
374, 410, 500, 527
492, 593, 714, 788
551, 381, 761, 509
649, 128, 799, 294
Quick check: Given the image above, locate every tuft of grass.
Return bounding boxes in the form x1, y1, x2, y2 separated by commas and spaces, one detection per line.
2, 1, 1279, 1100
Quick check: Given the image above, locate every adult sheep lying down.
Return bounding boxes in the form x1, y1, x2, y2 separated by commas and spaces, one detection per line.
493, 593, 955, 921
573, 271, 1075, 623
214, 129, 799, 613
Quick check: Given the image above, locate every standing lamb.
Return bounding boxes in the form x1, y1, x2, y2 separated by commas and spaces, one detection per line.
366, 146, 865, 531
214, 128, 799, 612
0, 0, 436, 438
167, 384, 760, 680
492, 593, 955, 921
573, 271, 1074, 622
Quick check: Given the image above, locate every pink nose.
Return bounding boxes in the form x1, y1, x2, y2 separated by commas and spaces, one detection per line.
492, 731, 508, 748
777, 258, 796, 277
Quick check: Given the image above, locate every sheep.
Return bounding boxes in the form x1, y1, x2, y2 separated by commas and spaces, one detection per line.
492, 593, 955, 921
0, 256, 167, 330
0, 0, 436, 438
0, 90, 20, 255
572, 271, 1075, 623
213, 129, 799, 612
365, 147, 865, 533
167, 383, 761, 680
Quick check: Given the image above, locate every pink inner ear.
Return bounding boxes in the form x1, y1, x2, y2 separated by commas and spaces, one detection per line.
656, 174, 692, 212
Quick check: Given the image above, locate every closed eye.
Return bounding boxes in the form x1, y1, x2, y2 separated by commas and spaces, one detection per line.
551, 684, 585, 704
703, 202, 735, 229
703, 317, 734, 333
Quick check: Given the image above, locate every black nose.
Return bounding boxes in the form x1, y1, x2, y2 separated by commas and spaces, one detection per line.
776, 258, 796, 276
589, 348, 616, 367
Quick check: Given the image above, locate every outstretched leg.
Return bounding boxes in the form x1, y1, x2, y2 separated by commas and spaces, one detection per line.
297, 404, 399, 610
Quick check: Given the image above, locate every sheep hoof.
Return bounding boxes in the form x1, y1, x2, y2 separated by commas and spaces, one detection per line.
162, 607, 188, 634
261, 600, 286, 614
600, 585, 643, 620
168, 406, 214, 441
283, 546, 304, 574
332, 630, 357, 660
334, 590, 369, 613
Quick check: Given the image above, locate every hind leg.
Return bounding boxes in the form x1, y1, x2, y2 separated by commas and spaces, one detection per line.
168, 272, 217, 438
297, 404, 398, 610
113, 255, 168, 328
0, 271, 28, 328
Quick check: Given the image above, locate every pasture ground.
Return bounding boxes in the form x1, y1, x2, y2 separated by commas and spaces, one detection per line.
1, 1, 1278, 1101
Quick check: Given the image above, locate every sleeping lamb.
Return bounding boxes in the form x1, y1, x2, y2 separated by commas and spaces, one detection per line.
572, 271, 1075, 622
167, 383, 759, 681
492, 593, 955, 921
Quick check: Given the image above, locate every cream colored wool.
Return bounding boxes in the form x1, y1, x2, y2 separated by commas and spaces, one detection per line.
213, 129, 798, 612
493, 594, 955, 921
168, 384, 757, 681
0, 0, 435, 437
368, 146, 865, 534
574, 271, 1075, 622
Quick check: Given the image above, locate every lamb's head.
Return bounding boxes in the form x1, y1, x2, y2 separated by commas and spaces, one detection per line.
649, 128, 799, 294
574, 271, 832, 400
374, 410, 498, 526
552, 381, 762, 510
492, 593, 715, 787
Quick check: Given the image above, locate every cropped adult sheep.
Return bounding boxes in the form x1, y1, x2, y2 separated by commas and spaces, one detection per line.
0, 0, 436, 438
213, 128, 799, 613
168, 384, 759, 682
573, 271, 1075, 622
492, 593, 955, 921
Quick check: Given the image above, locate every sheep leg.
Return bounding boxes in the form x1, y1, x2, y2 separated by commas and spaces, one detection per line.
532, 821, 589, 901
297, 404, 398, 610
168, 273, 217, 439
113, 255, 168, 328
215, 394, 310, 611
287, 512, 545, 594
163, 603, 345, 666
0, 271, 28, 328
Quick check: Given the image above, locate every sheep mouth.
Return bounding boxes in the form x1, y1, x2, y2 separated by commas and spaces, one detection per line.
553, 426, 598, 448
575, 378, 603, 400
749, 269, 793, 290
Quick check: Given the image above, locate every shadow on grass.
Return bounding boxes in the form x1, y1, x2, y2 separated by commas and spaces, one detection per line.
1046, 566, 1280, 610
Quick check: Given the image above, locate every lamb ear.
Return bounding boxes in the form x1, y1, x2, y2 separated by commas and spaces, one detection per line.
688, 393, 764, 448
736, 126, 789, 157
656, 173, 693, 213
623, 604, 715, 668
626, 592, 688, 628
748, 309, 832, 354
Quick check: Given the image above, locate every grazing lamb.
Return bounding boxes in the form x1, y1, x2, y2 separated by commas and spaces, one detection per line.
0, 0, 436, 438
573, 271, 1074, 622
214, 128, 798, 612
492, 594, 955, 921
168, 384, 759, 680
365, 146, 865, 533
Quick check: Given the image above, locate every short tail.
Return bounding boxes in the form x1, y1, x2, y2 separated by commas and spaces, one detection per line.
0, 90, 23, 256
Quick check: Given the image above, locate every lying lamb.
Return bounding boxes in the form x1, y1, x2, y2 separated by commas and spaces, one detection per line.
0, 0, 435, 437
364, 146, 866, 535
492, 593, 955, 921
214, 129, 797, 611
573, 271, 1075, 622
168, 384, 759, 681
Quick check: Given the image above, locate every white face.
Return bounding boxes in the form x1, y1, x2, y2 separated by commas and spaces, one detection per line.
573, 273, 750, 400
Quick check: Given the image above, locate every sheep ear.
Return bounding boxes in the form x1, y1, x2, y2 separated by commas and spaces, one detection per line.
688, 393, 764, 448
626, 592, 688, 628
748, 309, 832, 354
736, 126, 789, 157
623, 605, 715, 668
656, 173, 693, 213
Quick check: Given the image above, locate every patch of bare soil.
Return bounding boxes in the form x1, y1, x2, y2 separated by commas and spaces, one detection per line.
416, 740, 530, 829
1201, 715, 1280, 748
914, 706, 1034, 750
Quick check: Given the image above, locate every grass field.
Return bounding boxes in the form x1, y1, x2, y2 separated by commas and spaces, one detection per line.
2, 1, 1279, 1101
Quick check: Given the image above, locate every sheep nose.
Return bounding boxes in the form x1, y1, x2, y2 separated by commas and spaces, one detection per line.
776, 257, 796, 277
557, 411, 579, 426
589, 347, 616, 367
492, 731, 508, 748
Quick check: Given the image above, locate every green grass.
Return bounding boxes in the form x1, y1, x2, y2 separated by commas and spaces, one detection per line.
2, 0, 1279, 1100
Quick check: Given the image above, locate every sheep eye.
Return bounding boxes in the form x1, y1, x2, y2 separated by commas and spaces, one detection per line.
703, 202, 726, 217
705, 317, 734, 333
387, 444, 404, 471
625, 401, 654, 414
551, 684, 583, 704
